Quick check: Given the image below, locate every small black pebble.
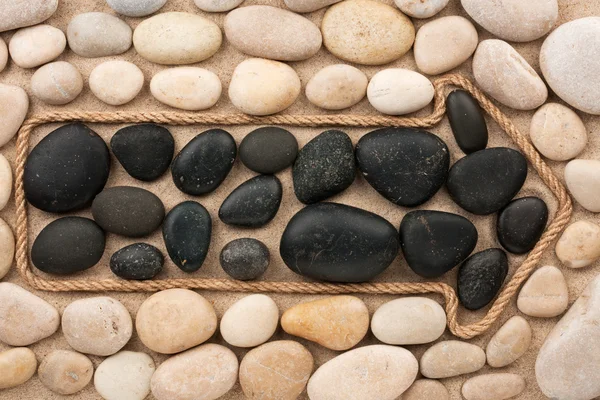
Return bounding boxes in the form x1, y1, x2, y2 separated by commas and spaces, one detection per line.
239, 127, 298, 174
110, 243, 163, 280
446, 90, 488, 154
458, 248, 509, 311
497, 197, 549, 254
220, 238, 270, 281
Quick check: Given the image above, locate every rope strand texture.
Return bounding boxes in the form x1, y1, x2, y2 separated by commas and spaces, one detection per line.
13, 74, 572, 339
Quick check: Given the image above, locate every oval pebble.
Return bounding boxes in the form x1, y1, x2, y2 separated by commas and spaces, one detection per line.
367, 69, 434, 115
110, 243, 163, 280
565, 159, 600, 212
90, 61, 144, 106
38, 350, 93, 395
447, 90, 488, 154
150, 67, 221, 111
0, 218, 14, 279
0, 83, 28, 148
31, 61, 83, 105
395, 0, 449, 18
530, 103, 587, 161
106, 0, 167, 17
67, 12, 132, 58
555, 220, 600, 269
517, 265, 569, 318
497, 197, 549, 254
486, 316, 532, 368
0, 0, 58, 33
0, 154, 11, 211
94, 351, 155, 400
458, 249, 509, 310
194, 0, 244, 12
239, 127, 298, 174
0, 348, 37, 389
9, 25, 66, 68
306, 65, 368, 110
284, 0, 342, 12
402, 379, 450, 400
220, 294, 279, 348
220, 238, 270, 281
462, 373, 526, 400
0, 37, 7, 72
420, 341, 486, 379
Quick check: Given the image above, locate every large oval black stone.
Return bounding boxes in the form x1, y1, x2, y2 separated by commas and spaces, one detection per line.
447, 148, 528, 215
280, 202, 399, 283
446, 90, 488, 154
91, 186, 165, 237
356, 128, 450, 207
219, 175, 282, 227
292, 130, 355, 204
239, 127, 298, 174
497, 197, 548, 254
399, 210, 478, 278
110, 243, 164, 280
111, 124, 174, 182
162, 201, 212, 273
31, 216, 105, 275
457, 248, 508, 311
171, 129, 237, 195
24, 123, 110, 213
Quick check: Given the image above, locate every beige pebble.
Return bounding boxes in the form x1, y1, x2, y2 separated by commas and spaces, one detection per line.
322, 0, 415, 66
0, 218, 14, 280
0, 0, 58, 33
240, 340, 314, 400
150, 67, 221, 111
0, 83, 29, 148
565, 159, 600, 212
31, 61, 83, 105
229, 58, 300, 116
284, 0, 342, 12
151, 344, 238, 400
89, 61, 144, 106
517, 265, 569, 318
38, 350, 93, 395
281, 295, 369, 351
133, 12, 222, 65
414, 16, 478, 75
371, 297, 446, 345
135, 288, 217, 354
0, 282, 59, 346
0, 37, 7, 72
0, 348, 37, 389
67, 12, 132, 58
420, 340, 486, 379
367, 68, 434, 115
486, 316, 532, 368
220, 294, 279, 348
306, 64, 367, 110
555, 220, 600, 269
529, 103, 587, 161
0, 154, 11, 211
395, 0, 449, 18
94, 351, 155, 400
194, 0, 244, 12
9, 25, 66, 68
62, 296, 132, 356
401, 379, 449, 400
462, 373, 526, 400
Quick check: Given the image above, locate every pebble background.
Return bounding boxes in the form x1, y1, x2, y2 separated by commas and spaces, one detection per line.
1, 0, 600, 399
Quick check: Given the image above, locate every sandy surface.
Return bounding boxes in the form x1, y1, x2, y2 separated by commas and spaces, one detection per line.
0, 0, 599, 399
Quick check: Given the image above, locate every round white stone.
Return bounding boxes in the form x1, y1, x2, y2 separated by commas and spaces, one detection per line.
517, 265, 569, 318
150, 67, 222, 111
67, 12, 132, 58
194, 0, 244, 12
0, 37, 8, 73
0, 154, 11, 211
394, 0, 449, 18
94, 351, 155, 400
8, 25, 66, 69
530, 103, 587, 161
565, 159, 600, 212
105, 0, 167, 17
89, 60, 144, 106
220, 294, 279, 348
486, 316, 532, 368
555, 220, 600, 269
0, 83, 29, 148
0, 217, 14, 280
367, 68, 434, 115
306, 64, 368, 110
31, 61, 83, 105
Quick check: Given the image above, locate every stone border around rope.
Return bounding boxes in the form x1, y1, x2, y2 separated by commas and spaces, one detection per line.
13, 74, 573, 339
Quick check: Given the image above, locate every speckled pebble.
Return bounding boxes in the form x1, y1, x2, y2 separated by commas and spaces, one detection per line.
31, 61, 83, 105
38, 350, 93, 395
0, 0, 58, 32
9, 25, 66, 68
67, 12, 132, 58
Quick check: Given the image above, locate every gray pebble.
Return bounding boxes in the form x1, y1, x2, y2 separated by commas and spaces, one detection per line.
220, 239, 269, 281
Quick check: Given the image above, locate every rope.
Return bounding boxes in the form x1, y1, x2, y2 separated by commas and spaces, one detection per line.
12, 74, 572, 339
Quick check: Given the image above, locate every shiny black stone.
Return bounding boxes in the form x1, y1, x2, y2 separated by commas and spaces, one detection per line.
497, 197, 548, 254
110, 243, 163, 280
457, 248, 508, 310
446, 90, 488, 154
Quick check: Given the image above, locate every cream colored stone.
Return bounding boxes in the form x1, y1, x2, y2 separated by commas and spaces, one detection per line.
0, 0, 58, 33
31, 61, 83, 105
281, 295, 369, 351
0, 154, 11, 211
284, 0, 342, 12
151, 344, 238, 400
321, 0, 415, 66
555, 220, 600, 269
67, 13, 132, 58
38, 350, 93, 395
89, 61, 144, 106
0, 218, 14, 280
0, 83, 29, 148
240, 341, 313, 400
401, 379, 449, 400
133, 12, 222, 65
0, 37, 7, 72
220, 294, 278, 348
94, 351, 155, 400
0, 348, 37, 389
395, 0, 449, 18
530, 103, 587, 161
517, 265, 569, 317
150, 67, 222, 111
194, 0, 244, 12
62, 296, 132, 356
306, 64, 367, 110
0, 282, 59, 346
135, 288, 217, 354
371, 297, 446, 345
229, 58, 301, 116
565, 160, 600, 212
9, 25, 66, 68
462, 373, 526, 400
367, 68, 434, 115
473, 40, 548, 111
420, 341, 486, 379
486, 316, 532, 368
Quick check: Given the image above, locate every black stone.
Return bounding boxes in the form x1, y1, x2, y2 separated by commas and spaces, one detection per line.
239, 127, 298, 174
447, 148, 528, 215
292, 130, 355, 204
219, 175, 282, 227
171, 129, 237, 195
446, 90, 488, 154
280, 202, 399, 283
24, 123, 110, 213
457, 248, 509, 311
31, 217, 105, 275
91, 186, 165, 237
110, 243, 163, 280
162, 201, 212, 272
497, 197, 548, 254
110, 124, 175, 181
356, 128, 450, 207
220, 238, 270, 281
399, 210, 478, 279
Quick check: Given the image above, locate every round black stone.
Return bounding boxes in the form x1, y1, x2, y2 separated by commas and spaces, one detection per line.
171, 129, 237, 195
110, 124, 175, 182
110, 243, 163, 280
280, 202, 399, 283
91, 186, 165, 237
239, 127, 298, 174
219, 175, 282, 228
447, 148, 528, 215
497, 197, 549, 254
162, 201, 212, 273
31, 217, 105, 275
457, 248, 508, 311
446, 90, 488, 154
24, 123, 110, 213
356, 128, 450, 207
399, 210, 478, 279
292, 130, 355, 204
220, 238, 270, 281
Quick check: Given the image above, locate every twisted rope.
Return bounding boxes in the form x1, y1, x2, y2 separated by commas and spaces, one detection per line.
13, 74, 572, 339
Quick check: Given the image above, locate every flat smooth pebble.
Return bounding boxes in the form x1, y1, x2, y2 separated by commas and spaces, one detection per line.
530, 103, 587, 161
0, 348, 37, 389
239, 127, 298, 174
395, 0, 449, 18
0, 153, 11, 211
446, 90, 488, 154
106, 0, 167, 17
462, 374, 526, 400
220, 238, 270, 281
517, 265, 569, 317
0, 0, 58, 32
94, 351, 155, 400
486, 316, 532, 368
0, 217, 14, 279
38, 350, 93, 395
458, 249, 509, 310
219, 175, 282, 227
31, 61, 83, 105
110, 243, 163, 280
420, 341, 486, 379
497, 197, 549, 254
67, 13, 132, 58
90, 61, 144, 106
401, 379, 450, 400
306, 64, 368, 110
0, 38, 7, 72
555, 220, 600, 269
0, 83, 28, 148
150, 67, 221, 111
368, 69, 434, 115
9, 25, 66, 68
284, 0, 342, 12
220, 294, 279, 348
194, 0, 244, 12
565, 159, 600, 212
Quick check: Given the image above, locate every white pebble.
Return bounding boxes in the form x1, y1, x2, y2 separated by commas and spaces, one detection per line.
0, 83, 29, 148
367, 68, 434, 115
394, 0, 449, 18
306, 64, 368, 111
486, 316, 532, 368
150, 67, 221, 111
94, 351, 155, 400
0, 217, 14, 280
565, 159, 600, 212
220, 294, 279, 348
89, 61, 144, 106
194, 0, 244, 12
0, 37, 8, 72
517, 265, 569, 318
9, 25, 66, 68
0, 154, 11, 211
